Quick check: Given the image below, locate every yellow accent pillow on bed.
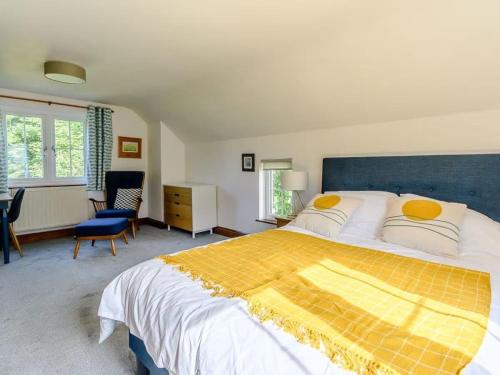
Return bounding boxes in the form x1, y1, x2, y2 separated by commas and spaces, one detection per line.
381, 196, 467, 256
291, 194, 362, 238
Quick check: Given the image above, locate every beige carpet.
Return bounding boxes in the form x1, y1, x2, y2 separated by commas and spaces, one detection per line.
0, 226, 225, 375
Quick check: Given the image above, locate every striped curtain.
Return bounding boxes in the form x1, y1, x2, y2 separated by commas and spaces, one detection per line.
86, 106, 113, 191
0, 109, 8, 193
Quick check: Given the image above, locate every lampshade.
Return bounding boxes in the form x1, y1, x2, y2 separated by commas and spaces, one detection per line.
44, 61, 86, 84
281, 171, 308, 191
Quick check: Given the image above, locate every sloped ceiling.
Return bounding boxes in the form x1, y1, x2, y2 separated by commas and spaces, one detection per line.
1, 0, 500, 141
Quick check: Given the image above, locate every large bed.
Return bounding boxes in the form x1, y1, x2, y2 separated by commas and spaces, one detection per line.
98, 154, 500, 375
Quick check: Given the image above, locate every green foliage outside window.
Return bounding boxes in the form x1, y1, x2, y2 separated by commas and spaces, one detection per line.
272, 170, 292, 216
55, 119, 85, 177
6, 115, 85, 180
6, 115, 43, 179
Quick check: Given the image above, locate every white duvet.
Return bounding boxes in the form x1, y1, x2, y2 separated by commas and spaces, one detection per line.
98, 226, 500, 375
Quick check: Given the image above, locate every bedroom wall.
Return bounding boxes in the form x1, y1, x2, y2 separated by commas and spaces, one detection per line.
147, 121, 162, 222
148, 121, 186, 222
186, 109, 500, 233
0, 88, 149, 232
162, 123, 186, 185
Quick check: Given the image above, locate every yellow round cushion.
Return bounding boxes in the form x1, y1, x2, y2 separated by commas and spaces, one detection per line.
313, 195, 341, 210
402, 199, 442, 221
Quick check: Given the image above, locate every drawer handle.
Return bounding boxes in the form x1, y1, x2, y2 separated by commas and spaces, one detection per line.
175, 202, 180, 205
175, 214, 180, 217
174, 193, 180, 197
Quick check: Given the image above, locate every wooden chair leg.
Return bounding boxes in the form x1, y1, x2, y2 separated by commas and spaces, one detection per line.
91, 239, 95, 247
73, 240, 81, 259
131, 221, 136, 239
110, 239, 116, 256
122, 232, 128, 244
9, 223, 23, 257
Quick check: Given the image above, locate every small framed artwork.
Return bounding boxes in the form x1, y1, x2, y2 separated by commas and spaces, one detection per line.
242, 153, 255, 172
118, 136, 142, 159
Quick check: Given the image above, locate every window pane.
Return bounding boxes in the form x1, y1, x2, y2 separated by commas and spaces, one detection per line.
55, 120, 70, 177
56, 149, 71, 177
71, 148, 85, 177
6, 115, 26, 179
55, 119, 85, 178
55, 120, 70, 149
271, 170, 292, 216
6, 115, 43, 179
25, 118, 43, 178
70, 121, 84, 149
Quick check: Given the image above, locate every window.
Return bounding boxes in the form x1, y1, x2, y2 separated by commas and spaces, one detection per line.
261, 159, 292, 220
54, 119, 85, 178
3, 108, 86, 186
6, 115, 44, 179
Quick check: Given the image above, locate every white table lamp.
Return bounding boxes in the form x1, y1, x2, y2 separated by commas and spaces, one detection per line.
281, 171, 308, 216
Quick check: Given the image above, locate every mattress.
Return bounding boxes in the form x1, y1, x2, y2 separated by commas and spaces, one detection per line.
98, 226, 500, 374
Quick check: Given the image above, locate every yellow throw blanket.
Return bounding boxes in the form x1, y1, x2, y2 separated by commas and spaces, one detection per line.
157, 230, 490, 375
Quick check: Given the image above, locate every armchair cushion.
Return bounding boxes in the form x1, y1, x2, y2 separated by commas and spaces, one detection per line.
114, 188, 142, 210
95, 208, 136, 219
105, 171, 145, 209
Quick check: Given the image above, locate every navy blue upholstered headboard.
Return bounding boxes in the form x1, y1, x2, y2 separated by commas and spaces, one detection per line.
321, 154, 500, 221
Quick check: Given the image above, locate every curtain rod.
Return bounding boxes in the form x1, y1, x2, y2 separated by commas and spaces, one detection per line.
0, 94, 114, 113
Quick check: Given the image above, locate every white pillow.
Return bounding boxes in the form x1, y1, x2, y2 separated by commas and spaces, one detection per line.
402, 193, 500, 257
382, 195, 467, 256
324, 191, 397, 239
459, 208, 500, 257
292, 193, 362, 239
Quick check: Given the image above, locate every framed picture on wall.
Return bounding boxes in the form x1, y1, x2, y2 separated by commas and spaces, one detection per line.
118, 136, 142, 159
242, 153, 255, 172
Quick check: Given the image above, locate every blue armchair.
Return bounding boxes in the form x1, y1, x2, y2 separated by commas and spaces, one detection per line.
89, 171, 145, 238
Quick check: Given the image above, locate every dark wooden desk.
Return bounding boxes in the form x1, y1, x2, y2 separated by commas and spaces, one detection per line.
0, 193, 13, 264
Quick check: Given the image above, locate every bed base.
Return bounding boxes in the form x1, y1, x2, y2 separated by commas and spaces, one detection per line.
129, 332, 168, 375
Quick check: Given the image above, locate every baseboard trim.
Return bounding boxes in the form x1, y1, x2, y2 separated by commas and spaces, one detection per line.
16, 220, 243, 244
137, 217, 148, 226
18, 227, 75, 244
141, 217, 167, 229
213, 226, 246, 238
17, 217, 157, 244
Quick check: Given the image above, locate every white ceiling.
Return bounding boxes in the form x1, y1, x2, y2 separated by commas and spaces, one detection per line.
1, 0, 500, 141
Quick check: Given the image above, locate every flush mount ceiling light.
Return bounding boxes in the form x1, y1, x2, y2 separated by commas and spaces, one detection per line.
44, 61, 86, 84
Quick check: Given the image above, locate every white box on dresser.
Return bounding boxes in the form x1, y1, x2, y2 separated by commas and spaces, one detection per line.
163, 183, 217, 238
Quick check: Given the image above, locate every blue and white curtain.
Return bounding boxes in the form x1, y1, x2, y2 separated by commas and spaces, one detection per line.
0, 108, 8, 193
86, 106, 113, 191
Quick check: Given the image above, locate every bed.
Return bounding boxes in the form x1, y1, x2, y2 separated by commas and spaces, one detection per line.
98, 154, 500, 375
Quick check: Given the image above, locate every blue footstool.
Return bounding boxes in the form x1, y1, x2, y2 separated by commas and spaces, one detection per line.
73, 218, 129, 259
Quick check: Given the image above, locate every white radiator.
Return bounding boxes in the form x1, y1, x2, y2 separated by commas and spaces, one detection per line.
10, 186, 92, 234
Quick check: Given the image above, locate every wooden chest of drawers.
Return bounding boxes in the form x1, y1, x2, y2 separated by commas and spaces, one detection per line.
163, 183, 217, 238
